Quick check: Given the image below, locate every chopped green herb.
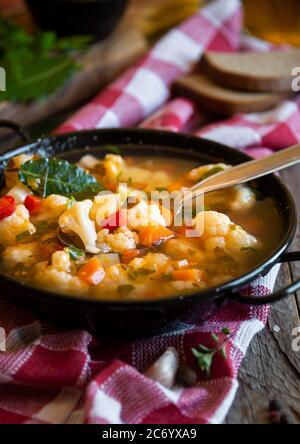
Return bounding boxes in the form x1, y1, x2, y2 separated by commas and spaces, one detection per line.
155, 187, 168, 192
230, 224, 236, 231
69, 245, 85, 261
117, 284, 135, 297
67, 196, 76, 209
221, 327, 231, 335
128, 267, 156, 280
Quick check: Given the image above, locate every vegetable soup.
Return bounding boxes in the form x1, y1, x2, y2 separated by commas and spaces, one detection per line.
0, 150, 281, 300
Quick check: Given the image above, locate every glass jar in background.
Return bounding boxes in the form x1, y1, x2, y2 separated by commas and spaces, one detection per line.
243, 0, 300, 46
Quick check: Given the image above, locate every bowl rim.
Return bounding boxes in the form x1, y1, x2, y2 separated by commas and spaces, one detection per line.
0, 127, 296, 308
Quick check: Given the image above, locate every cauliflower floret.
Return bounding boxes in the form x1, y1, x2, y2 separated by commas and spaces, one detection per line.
193, 210, 259, 257
59, 200, 99, 253
34, 261, 88, 295
34, 194, 68, 222
51, 250, 71, 273
127, 201, 166, 229
77, 155, 99, 170
194, 211, 231, 238
229, 185, 256, 211
101, 264, 129, 286
5, 154, 33, 188
162, 238, 205, 263
128, 252, 170, 273
1, 242, 39, 270
203, 236, 226, 252
103, 154, 126, 183
225, 225, 258, 256
97, 226, 138, 253
90, 192, 120, 226
0, 204, 35, 246
7, 183, 31, 205
122, 167, 171, 189
185, 163, 229, 182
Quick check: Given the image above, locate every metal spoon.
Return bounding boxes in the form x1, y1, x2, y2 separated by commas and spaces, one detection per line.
174, 143, 300, 218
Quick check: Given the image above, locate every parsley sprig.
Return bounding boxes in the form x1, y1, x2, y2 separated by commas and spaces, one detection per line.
191, 327, 232, 377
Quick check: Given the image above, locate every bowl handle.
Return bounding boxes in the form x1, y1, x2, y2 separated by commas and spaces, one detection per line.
230, 251, 300, 305
0, 119, 31, 144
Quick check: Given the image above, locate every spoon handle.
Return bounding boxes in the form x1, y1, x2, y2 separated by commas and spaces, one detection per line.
190, 143, 300, 195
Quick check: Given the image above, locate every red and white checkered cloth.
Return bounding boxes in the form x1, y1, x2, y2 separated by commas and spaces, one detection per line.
1, 0, 299, 424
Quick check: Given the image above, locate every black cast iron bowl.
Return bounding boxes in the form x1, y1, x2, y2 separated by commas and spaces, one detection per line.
0, 122, 299, 338
26, 0, 128, 40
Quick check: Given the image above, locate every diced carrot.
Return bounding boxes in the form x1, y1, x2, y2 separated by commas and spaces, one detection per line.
138, 226, 175, 247
172, 268, 204, 282
121, 249, 141, 264
78, 257, 105, 285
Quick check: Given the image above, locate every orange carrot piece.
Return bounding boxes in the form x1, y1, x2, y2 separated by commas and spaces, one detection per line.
138, 226, 175, 247
172, 268, 204, 282
121, 249, 141, 264
78, 257, 105, 285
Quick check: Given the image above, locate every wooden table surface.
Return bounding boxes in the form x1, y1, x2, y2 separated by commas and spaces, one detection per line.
226, 165, 300, 424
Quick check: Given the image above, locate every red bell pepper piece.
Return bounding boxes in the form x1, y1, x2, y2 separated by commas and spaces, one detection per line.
0, 195, 16, 220
25, 195, 42, 213
101, 209, 127, 232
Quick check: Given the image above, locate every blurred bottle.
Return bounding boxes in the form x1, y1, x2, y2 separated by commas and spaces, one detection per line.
131, 0, 202, 41
243, 0, 300, 46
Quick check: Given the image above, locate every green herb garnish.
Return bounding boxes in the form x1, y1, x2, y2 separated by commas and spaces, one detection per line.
69, 245, 85, 262
19, 158, 104, 198
67, 196, 76, 209
191, 328, 232, 377
0, 18, 92, 102
128, 267, 156, 280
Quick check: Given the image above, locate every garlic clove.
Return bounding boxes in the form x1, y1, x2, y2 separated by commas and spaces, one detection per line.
145, 347, 179, 389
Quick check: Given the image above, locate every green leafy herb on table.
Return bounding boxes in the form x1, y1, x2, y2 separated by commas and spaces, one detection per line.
0, 19, 92, 102
191, 327, 232, 377
19, 158, 105, 198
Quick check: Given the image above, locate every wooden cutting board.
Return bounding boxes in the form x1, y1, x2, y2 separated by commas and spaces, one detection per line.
0, 25, 147, 140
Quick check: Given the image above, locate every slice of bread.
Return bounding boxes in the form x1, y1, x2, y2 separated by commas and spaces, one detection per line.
173, 73, 291, 116
201, 49, 300, 92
